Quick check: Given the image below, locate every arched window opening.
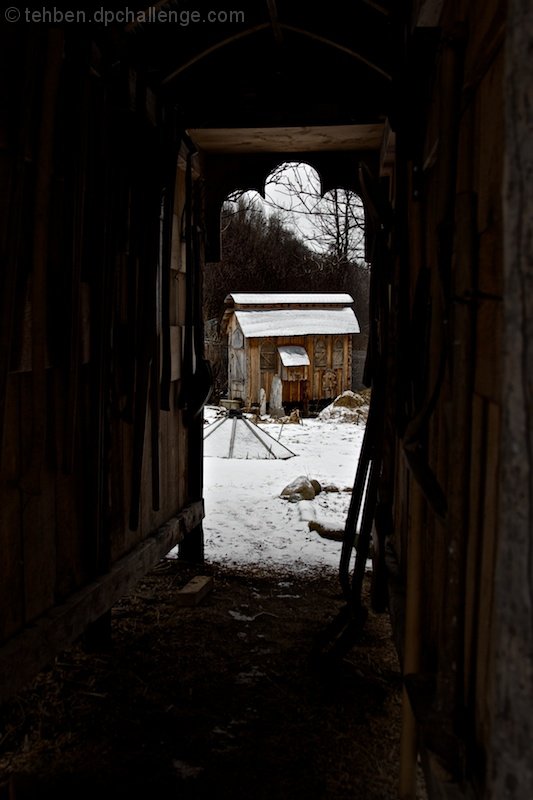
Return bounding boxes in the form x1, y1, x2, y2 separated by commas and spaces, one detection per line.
315, 338, 327, 368
333, 337, 344, 368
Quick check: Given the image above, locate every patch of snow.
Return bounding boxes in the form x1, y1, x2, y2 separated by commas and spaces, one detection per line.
319, 392, 369, 424
227, 292, 354, 306
277, 344, 310, 367
235, 308, 359, 338
169, 408, 366, 575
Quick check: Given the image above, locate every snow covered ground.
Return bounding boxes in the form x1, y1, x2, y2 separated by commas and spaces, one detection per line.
170, 405, 367, 575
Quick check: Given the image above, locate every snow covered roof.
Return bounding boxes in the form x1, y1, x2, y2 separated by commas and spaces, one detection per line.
278, 345, 310, 367
226, 292, 354, 307
235, 308, 360, 338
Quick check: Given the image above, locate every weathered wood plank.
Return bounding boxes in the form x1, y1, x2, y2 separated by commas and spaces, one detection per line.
474, 401, 499, 744
188, 124, 384, 154
0, 376, 23, 644
247, 341, 257, 405
20, 372, 57, 623
399, 483, 426, 798
437, 188, 478, 719
52, 369, 85, 600
165, 387, 180, 516
177, 385, 188, 510
488, 3, 533, 793
0, 499, 204, 706
463, 0, 505, 95
463, 394, 485, 710
55, 470, 85, 601
475, 51, 504, 239
120, 418, 134, 557
478, 227, 503, 297
170, 326, 182, 381
474, 298, 502, 402
110, 404, 127, 563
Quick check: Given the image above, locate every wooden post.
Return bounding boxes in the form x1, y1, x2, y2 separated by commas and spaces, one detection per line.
399, 481, 424, 800
399, 156, 425, 799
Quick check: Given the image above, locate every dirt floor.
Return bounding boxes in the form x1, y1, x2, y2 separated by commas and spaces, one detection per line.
0, 558, 426, 799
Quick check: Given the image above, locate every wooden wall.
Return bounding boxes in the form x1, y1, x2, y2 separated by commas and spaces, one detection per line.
488, 0, 533, 796
383, 0, 506, 796
231, 333, 352, 408
0, 29, 205, 705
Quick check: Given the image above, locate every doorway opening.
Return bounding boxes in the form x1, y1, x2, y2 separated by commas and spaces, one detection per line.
200, 160, 371, 578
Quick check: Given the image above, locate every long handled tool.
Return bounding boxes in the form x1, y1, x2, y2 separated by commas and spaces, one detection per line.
314, 163, 390, 662
129, 127, 161, 530
160, 120, 179, 412
178, 146, 212, 425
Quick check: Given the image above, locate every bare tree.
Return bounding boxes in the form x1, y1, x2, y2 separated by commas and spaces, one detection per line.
264, 162, 366, 266
203, 196, 314, 322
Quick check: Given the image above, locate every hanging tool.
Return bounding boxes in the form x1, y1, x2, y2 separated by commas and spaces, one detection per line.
129, 125, 162, 531
314, 163, 391, 662
160, 118, 180, 412
178, 146, 213, 425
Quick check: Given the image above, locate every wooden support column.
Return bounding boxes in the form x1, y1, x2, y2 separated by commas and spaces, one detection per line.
178, 163, 206, 564
399, 157, 425, 800
399, 481, 425, 800
436, 97, 477, 762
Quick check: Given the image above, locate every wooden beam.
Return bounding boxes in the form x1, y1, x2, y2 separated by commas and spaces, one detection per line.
188, 124, 384, 154
266, 0, 283, 45
279, 25, 392, 81
161, 24, 270, 85
0, 500, 204, 707
362, 0, 390, 15
161, 21, 391, 86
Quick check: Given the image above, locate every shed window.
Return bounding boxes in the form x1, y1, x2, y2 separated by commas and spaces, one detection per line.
333, 337, 343, 368
260, 342, 276, 370
315, 338, 327, 368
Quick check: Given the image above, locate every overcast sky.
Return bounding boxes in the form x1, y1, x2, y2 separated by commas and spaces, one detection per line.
229, 162, 365, 259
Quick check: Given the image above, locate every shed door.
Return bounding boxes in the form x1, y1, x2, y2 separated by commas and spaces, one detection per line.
229, 337, 245, 399
260, 342, 276, 404
282, 379, 309, 405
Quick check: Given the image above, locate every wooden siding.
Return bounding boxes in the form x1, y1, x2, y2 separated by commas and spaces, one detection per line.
0, 31, 204, 699
229, 332, 353, 408
385, 0, 506, 795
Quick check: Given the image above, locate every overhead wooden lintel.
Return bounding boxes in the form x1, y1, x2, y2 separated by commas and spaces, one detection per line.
188, 124, 385, 154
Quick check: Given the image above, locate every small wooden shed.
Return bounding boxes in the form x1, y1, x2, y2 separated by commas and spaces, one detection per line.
221, 293, 360, 410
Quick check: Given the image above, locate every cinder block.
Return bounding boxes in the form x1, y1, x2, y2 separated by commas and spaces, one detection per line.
174, 575, 214, 607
